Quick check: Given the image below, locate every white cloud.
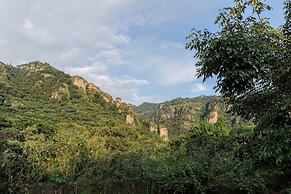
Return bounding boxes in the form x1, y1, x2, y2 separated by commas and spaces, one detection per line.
21, 19, 57, 45
130, 92, 160, 105
91, 75, 148, 89
95, 49, 125, 66
192, 83, 209, 93
133, 54, 197, 87
157, 63, 196, 86
0, 39, 8, 58
160, 41, 184, 49
22, 19, 33, 29
66, 66, 103, 75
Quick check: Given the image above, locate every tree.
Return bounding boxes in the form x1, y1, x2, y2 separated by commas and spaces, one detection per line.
186, 0, 284, 114
186, 0, 290, 136
186, 0, 291, 191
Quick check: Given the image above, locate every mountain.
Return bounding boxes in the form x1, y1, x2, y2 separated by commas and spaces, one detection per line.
0, 61, 279, 194
0, 61, 138, 128
0, 61, 163, 192
133, 96, 250, 137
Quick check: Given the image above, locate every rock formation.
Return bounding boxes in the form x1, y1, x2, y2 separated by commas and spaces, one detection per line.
115, 97, 122, 108
72, 76, 138, 127
0, 63, 8, 81
72, 76, 113, 103
149, 122, 158, 133
126, 113, 135, 126
134, 96, 251, 137
208, 111, 218, 124
19, 62, 47, 72
88, 83, 101, 92
72, 76, 90, 90
159, 125, 169, 141
147, 122, 168, 141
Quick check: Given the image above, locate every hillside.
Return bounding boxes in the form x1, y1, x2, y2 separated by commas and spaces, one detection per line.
0, 61, 138, 127
134, 96, 250, 137
0, 61, 162, 193
0, 60, 289, 194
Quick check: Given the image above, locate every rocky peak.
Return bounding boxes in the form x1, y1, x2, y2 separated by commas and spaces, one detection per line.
0, 62, 7, 68
88, 83, 101, 92
72, 75, 137, 127
72, 76, 90, 90
18, 61, 54, 72
115, 97, 122, 107
72, 76, 102, 94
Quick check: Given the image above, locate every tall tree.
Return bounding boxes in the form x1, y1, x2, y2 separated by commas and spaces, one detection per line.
186, 0, 291, 189
186, 0, 290, 128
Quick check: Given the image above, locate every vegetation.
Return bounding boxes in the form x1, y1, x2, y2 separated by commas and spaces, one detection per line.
0, 0, 290, 193
186, 0, 291, 192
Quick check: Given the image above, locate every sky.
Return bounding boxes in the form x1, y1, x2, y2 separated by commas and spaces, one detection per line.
0, 0, 285, 105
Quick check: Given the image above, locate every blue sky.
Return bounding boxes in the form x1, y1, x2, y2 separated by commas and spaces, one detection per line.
0, 0, 285, 104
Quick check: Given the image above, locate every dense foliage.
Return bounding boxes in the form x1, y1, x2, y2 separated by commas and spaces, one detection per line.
186, 0, 291, 192
0, 62, 257, 194
0, 62, 162, 193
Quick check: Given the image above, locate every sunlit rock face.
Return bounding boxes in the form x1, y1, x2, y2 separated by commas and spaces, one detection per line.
126, 113, 135, 126
208, 111, 218, 124
159, 125, 169, 141
115, 97, 122, 108
149, 122, 158, 133
72, 75, 139, 127
88, 83, 101, 92
72, 76, 89, 90
147, 122, 168, 141
72, 76, 112, 103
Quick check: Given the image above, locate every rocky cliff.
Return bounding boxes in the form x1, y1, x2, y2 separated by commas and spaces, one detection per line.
134, 96, 249, 137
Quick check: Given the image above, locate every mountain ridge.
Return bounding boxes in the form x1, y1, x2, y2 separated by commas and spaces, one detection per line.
133, 95, 250, 137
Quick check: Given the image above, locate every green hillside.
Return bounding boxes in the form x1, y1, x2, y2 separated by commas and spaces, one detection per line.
0, 61, 133, 126
0, 59, 290, 193
0, 61, 163, 193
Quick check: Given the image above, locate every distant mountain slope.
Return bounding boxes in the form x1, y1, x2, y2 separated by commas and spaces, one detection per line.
134, 96, 250, 137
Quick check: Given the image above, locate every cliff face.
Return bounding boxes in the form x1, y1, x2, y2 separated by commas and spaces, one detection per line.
208, 111, 218, 124
134, 96, 249, 137
71, 75, 135, 124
